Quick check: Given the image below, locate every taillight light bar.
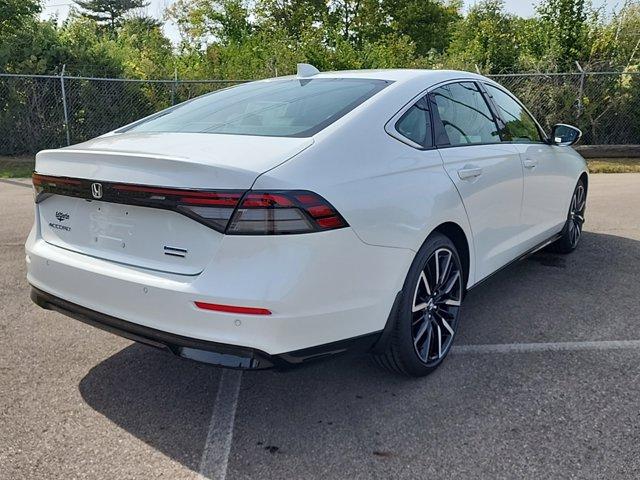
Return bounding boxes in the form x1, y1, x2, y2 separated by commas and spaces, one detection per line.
32, 173, 348, 235
225, 190, 347, 235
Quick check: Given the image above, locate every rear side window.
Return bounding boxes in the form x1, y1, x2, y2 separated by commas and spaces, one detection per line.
395, 97, 433, 148
485, 84, 543, 143
432, 82, 501, 146
126, 78, 390, 138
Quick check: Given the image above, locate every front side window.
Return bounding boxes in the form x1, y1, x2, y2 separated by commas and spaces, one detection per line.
485, 84, 543, 143
126, 78, 390, 138
431, 82, 501, 146
395, 97, 433, 148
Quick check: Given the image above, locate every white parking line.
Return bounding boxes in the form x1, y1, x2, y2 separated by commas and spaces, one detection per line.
453, 339, 640, 355
193, 338, 640, 479
198, 369, 243, 480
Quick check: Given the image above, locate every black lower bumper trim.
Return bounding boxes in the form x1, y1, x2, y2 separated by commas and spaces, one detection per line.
30, 286, 381, 370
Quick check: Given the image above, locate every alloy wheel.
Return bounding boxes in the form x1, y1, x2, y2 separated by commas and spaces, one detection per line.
568, 184, 586, 248
411, 248, 463, 366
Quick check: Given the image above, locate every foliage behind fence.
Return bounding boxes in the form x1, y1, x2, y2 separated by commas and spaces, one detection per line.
0, 75, 244, 156
1, 71, 639, 156
492, 72, 640, 146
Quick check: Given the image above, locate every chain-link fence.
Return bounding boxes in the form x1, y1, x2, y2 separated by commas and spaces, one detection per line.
1, 71, 639, 156
0, 74, 245, 156
489, 72, 640, 146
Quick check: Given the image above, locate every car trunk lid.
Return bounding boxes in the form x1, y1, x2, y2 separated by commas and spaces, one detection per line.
34, 132, 313, 275
36, 132, 313, 189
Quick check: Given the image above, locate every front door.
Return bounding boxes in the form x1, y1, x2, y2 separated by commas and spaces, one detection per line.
482, 82, 570, 248
431, 81, 524, 280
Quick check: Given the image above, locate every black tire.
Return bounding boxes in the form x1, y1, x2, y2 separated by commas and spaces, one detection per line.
547, 178, 587, 254
373, 232, 464, 377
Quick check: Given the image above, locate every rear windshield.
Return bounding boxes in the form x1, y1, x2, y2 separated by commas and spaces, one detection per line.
126, 78, 390, 138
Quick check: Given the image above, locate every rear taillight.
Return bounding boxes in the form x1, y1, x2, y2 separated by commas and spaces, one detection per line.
32, 174, 347, 235
33, 174, 81, 200
172, 192, 244, 232
226, 191, 348, 235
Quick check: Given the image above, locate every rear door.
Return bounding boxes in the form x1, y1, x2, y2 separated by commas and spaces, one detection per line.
432, 81, 524, 280
482, 83, 570, 247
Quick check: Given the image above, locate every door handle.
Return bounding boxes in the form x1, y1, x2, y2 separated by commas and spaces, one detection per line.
458, 167, 483, 180
523, 158, 538, 169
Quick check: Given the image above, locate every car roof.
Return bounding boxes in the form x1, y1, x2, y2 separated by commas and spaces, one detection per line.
316, 69, 479, 81
260, 69, 495, 88
266, 68, 489, 83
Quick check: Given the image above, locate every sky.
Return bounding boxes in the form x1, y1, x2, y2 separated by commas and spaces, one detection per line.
41, 0, 620, 44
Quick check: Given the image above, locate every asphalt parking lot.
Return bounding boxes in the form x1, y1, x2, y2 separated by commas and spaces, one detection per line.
1, 174, 639, 479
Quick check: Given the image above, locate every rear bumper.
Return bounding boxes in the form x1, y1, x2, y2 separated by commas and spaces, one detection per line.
31, 286, 381, 369
26, 213, 412, 355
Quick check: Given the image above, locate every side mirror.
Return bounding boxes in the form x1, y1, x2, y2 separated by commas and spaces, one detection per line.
550, 124, 582, 146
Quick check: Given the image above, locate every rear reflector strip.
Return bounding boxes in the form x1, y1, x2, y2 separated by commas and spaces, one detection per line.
194, 301, 272, 316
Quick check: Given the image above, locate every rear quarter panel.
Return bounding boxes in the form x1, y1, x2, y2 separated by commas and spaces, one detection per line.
254, 86, 477, 286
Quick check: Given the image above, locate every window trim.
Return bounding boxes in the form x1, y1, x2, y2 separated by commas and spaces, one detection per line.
429, 80, 503, 148
384, 77, 552, 152
481, 81, 549, 144
385, 93, 436, 150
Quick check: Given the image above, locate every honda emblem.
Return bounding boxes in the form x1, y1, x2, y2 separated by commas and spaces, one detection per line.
91, 183, 103, 199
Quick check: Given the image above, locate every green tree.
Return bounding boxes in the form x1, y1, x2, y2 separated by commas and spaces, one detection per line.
166, 0, 252, 46
0, 0, 44, 71
0, 0, 41, 36
58, 17, 126, 76
447, 0, 520, 73
383, 0, 461, 56
255, 0, 327, 39
591, 1, 640, 69
325, 0, 395, 45
115, 17, 175, 78
536, 0, 591, 69
73, 0, 150, 31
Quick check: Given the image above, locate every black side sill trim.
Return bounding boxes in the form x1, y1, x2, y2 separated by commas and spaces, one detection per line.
467, 232, 562, 291
30, 286, 381, 370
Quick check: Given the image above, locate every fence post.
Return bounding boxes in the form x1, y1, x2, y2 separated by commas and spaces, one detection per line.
171, 67, 177, 106
575, 61, 585, 118
59, 64, 71, 146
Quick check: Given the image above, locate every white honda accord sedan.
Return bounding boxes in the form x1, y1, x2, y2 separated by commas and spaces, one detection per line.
26, 66, 587, 376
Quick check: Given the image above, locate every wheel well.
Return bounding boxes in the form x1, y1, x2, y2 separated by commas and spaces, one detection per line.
433, 222, 470, 289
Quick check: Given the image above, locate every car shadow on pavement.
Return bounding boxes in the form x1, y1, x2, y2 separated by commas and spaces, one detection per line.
78, 231, 640, 478
78, 344, 222, 472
